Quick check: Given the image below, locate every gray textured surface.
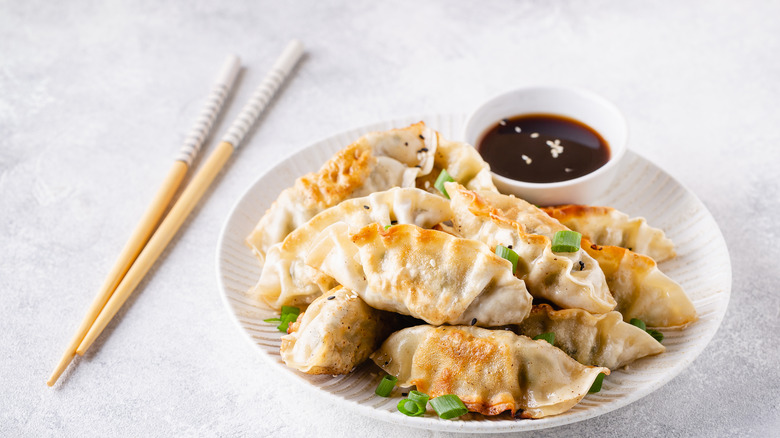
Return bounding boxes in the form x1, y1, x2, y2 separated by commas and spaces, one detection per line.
2, 0, 779, 436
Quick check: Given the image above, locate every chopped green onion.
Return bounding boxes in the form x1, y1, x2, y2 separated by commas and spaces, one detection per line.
533, 332, 556, 345
629, 318, 647, 331
629, 318, 663, 343
384, 224, 393, 230
430, 394, 468, 419
264, 306, 302, 332
647, 329, 664, 343
397, 399, 425, 417
494, 245, 519, 274
408, 390, 430, 407
280, 306, 300, 319
375, 375, 398, 397
397, 390, 430, 417
434, 169, 455, 199
551, 230, 582, 252
277, 312, 298, 332
589, 372, 606, 393
276, 306, 301, 331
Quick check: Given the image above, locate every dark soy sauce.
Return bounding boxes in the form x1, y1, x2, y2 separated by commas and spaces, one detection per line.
477, 114, 610, 183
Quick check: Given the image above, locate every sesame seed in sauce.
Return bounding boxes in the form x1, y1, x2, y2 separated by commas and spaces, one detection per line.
514, 126, 522, 133
470, 318, 477, 326
530, 132, 540, 138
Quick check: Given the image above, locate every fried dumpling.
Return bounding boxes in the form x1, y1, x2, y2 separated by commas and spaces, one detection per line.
280, 286, 392, 374
474, 190, 695, 327
516, 304, 665, 369
305, 223, 533, 326
371, 325, 609, 418
446, 183, 616, 314
543, 205, 676, 262
252, 188, 453, 310
585, 242, 697, 327
415, 133, 498, 193
246, 123, 437, 263
475, 189, 570, 237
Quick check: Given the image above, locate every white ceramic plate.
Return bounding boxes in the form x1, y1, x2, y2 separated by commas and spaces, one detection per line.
216, 115, 731, 433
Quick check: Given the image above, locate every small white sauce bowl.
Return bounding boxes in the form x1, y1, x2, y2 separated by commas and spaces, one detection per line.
464, 86, 628, 206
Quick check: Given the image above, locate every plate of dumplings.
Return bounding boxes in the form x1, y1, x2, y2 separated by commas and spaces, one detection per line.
216, 114, 731, 433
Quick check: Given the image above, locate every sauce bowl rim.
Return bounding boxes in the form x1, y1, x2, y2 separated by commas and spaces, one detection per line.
463, 85, 628, 190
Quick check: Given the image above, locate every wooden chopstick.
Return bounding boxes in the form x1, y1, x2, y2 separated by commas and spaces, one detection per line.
75, 40, 304, 358
47, 55, 241, 387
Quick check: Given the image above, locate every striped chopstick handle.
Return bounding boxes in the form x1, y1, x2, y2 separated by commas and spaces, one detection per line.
221, 40, 304, 148
176, 54, 242, 165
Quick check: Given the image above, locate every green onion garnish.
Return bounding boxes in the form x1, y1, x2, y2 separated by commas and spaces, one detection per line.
430, 394, 468, 419
551, 230, 582, 252
408, 390, 430, 407
629, 318, 647, 331
375, 375, 398, 397
434, 169, 455, 199
274, 306, 301, 332
384, 224, 393, 230
647, 329, 664, 343
281, 306, 300, 318
533, 332, 556, 345
276, 312, 298, 332
396, 390, 430, 417
589, 372, 606, 393
264, 306, 301, 332
494, 245, 519, 274
397, 399, 426, 417
629, 318, 663, 343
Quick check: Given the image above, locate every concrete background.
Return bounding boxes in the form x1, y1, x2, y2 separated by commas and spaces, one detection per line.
2, 0, 778, 436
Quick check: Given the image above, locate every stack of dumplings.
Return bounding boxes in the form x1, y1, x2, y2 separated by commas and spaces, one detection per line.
244, 122, 697, 420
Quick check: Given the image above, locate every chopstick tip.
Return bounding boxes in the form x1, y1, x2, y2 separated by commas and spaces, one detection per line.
47, 355, 74, 387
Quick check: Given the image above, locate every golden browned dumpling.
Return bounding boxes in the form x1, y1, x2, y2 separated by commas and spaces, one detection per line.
446, 182, 616, 314
246, 122, 497, 264
251, 188, 453, 310
543, 204, 676, 262
473, 189, 696, 327
306, 223, 533, 327
281, 286, 391, 374
371, 325, 609, 418
584, 242, 697, 327
246, 125, 429, 263
516, 304, 665, 369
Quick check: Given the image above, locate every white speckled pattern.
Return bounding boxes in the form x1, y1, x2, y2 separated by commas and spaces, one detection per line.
2, 1, 779, 436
